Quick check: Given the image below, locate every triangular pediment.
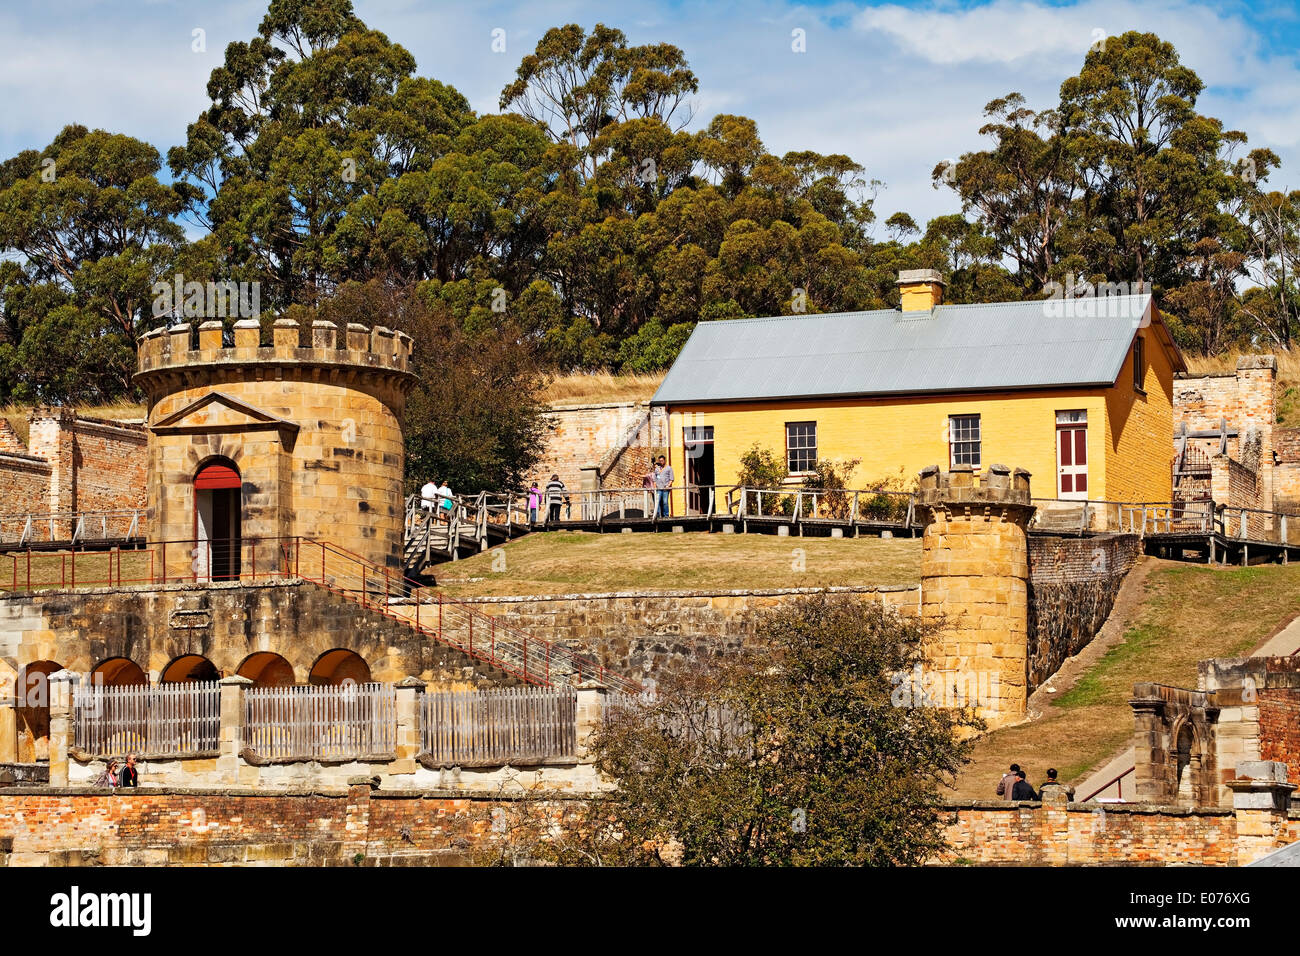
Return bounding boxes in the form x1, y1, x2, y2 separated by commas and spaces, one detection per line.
151, 391, 300, 447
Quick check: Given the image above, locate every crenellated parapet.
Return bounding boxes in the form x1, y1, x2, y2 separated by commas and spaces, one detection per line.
917, 463, 1032, 509
135, 318, 417, 404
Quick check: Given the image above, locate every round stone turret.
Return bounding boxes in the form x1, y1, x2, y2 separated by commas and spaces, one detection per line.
135, 317, 418, 572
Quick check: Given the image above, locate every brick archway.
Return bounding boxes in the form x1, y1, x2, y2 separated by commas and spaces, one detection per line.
309, 649, 371, 686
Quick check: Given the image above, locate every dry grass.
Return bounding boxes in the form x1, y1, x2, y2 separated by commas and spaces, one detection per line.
1, 400, 146, 449
540, 371, 666, 407
432, 531, 922, 597
1183, 350, 1300, 426
951, 559, 1300, 798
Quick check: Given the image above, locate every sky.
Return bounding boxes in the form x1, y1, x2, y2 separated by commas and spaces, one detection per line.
2, 0, 1300, 231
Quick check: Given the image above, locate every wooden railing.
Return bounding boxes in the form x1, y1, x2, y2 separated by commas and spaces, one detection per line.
420, 685, 576, 766
73, 680, 221, 757
244, 682, 397, 760
0, 509, 145, 546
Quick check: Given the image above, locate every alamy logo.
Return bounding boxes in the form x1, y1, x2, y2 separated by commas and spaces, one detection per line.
151, 274, 261, 320
49, 886, 151, 936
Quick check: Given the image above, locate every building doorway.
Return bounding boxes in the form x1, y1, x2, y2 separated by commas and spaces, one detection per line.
194, 459, 242, 580
684, 426, 715, 514
1056, 411, 1088, 500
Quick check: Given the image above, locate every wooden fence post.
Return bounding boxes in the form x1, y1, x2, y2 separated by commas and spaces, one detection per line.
217, 675, 252, 786
0, 691, 16, 763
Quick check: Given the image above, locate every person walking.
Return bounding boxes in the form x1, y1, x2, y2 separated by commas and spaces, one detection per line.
437, 480, 454, 522
527, 480, 541, 525
94, 759, 120, 789
995, 763, 1021, 800
1011, 769, 1037, 801
653, 455, 674, 519
420, 478, 439, 514
119, 754, 139, 788
546, 474, 566, 524
1040, 767, 1070, 802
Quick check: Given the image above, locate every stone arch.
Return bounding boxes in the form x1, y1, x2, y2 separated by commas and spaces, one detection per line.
15, 660, 61, 762
91, 657, 148, 687
309, 649, 371, 686
237, 652, 296, 687
160, 654, 220, 683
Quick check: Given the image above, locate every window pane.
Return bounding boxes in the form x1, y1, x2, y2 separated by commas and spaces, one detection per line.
949, 414, 981, 468
786, 422, 817, 473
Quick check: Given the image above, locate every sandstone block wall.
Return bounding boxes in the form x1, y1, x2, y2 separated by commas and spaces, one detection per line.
459, 585, 919, 678
0, 579, 509, 693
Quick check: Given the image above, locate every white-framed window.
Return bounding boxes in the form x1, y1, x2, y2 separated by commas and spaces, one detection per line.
785, 422, 817, 474
949, 414, 981, 468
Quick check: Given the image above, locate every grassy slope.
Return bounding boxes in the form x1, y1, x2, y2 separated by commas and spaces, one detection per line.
540, 371, 666, 406
433, 531, 922, 597
951, 560, 1300, 798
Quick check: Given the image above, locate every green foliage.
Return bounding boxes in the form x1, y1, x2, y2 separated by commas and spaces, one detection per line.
736, 443, 791, 515
614, 318, 694, 372
800, 457, 859, 518
556, 594, 981, 866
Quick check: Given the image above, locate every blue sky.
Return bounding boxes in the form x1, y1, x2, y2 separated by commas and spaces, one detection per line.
3, 0, 1299, 229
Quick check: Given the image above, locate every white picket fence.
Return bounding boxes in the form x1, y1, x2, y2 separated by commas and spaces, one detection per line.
421, 686, 576, 765
243, 682, 397, 760
73, 681, 221, 756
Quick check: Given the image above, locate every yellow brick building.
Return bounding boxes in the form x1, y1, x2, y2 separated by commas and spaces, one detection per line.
651, 270, 1184, 510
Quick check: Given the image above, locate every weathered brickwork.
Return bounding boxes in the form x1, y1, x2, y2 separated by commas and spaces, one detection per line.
1210, 454, 1260, 510
461, 585, 919, 678
1272, 427, 1300, 513
0, 409, 145, 517
0, 453, 51, 516
1173, 356, 1276, 510
537, 402, 668, 491
0, 787, 1293, 867
136, 317, 415, 571
1027, 533, 1139, 586
939, 801, 1243, 866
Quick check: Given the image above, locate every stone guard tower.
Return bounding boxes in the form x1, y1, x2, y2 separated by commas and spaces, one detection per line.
917, 464, 1034, 730
136, 317, 417, 575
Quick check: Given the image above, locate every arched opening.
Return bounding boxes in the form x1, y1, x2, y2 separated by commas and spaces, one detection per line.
1175, 723, 1195, 805
309, 649, 371, 686
160, 655, 220, 683
194, 458, 242, 581
91, 657, 148, 688
237, 652, 296, 687
15, 660, 61, 762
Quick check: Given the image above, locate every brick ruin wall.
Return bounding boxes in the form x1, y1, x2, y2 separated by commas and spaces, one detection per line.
1173, 359, 1276, 510
0, 411, 145, 516
0, 787, 1293, 867
537, 403, 668, 491
1274, 427, 1300, 513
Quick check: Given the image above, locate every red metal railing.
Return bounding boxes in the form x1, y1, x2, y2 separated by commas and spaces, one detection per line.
0, 536, 639, 693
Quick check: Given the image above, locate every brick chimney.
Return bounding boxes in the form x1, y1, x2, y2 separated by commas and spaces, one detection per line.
897, 269, 945, 311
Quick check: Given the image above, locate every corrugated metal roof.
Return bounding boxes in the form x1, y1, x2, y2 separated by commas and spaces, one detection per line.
651, 295, 1154, 405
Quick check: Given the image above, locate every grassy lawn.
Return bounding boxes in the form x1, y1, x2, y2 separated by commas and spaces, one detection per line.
952, 560, 1300, 798
0, 549, 157, 590
433, 530, 921, 597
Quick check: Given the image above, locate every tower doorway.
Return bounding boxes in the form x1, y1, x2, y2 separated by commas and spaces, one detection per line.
194, 459, 242, 580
